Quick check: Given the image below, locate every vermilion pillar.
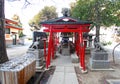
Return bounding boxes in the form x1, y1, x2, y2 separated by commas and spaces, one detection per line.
72, 33, 73, 43
79, 31, 86, 71
82, 44, 86, 71
77, 33, 80, 57
54, 33, 57, 56
75, 33, 78, 56
46, 28, 52, 68
74, 32, 75, 44
74, 33, 77, 56
79, 31, 82, 68
52, 33, 55, 59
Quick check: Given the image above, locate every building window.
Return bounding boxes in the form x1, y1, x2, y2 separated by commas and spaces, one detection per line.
5, 28, 10, 34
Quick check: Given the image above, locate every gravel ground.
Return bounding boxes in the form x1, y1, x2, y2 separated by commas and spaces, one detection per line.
75, 53, 120, 84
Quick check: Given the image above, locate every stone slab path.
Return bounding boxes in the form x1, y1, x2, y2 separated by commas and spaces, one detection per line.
49, 53, 79, 84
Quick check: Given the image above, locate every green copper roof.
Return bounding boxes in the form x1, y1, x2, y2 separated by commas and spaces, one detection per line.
40, 16, 93, 25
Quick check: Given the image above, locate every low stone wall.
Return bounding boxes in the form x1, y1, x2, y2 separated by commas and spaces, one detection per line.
0, 53, 36, 84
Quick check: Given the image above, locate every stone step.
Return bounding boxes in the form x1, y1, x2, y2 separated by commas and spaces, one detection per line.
61, 48, 70, 56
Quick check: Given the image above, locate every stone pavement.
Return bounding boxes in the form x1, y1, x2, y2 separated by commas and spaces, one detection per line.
49, 66, 78, 84
48, 53, 79, 84
7, 39, 32, 59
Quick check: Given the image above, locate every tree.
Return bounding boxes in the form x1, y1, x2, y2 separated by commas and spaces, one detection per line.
41, 6, 58, 20
12, 14, 22, 27
71, 0, 120, 42
0, 0, 9, 64
29, 6, 58, 31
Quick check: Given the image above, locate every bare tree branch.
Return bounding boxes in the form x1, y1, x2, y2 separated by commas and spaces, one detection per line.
6, 0, 58, 9
22, 0, 31, 9
6, 0, 20, 2
6, 0, 31, 9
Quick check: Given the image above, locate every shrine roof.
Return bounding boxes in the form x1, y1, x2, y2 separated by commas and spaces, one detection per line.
40, 16, 93, 25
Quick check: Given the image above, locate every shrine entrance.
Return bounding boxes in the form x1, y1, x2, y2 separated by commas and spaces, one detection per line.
40, 16, 92, 72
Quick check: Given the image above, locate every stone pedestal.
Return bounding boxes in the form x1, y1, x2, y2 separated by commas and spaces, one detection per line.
89, 50, 110, 70
27, 49, 45, 67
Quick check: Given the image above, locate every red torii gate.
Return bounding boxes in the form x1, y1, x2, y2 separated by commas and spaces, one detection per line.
40, 16, 92, 72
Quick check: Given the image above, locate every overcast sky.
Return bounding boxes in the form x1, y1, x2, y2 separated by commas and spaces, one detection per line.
5, 0, 76, 35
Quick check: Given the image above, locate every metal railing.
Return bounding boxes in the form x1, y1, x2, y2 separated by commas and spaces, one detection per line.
112, 43, 120, 63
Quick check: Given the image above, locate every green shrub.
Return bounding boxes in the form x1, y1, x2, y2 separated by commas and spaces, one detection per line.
28, 38, 33, 40
101, 41, 112, 46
